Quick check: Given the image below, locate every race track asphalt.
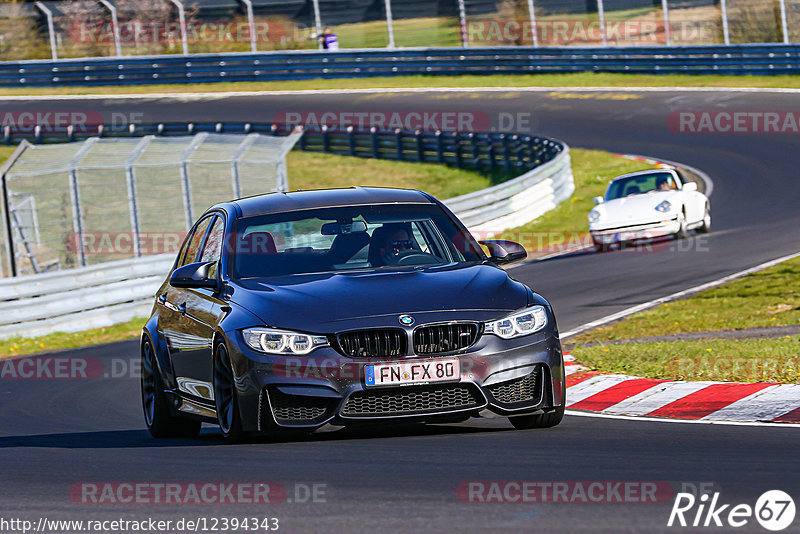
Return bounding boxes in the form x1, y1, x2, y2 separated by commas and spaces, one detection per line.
1, 87, 799, 532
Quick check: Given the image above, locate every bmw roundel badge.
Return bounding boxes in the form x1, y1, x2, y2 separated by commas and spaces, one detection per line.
398, 315, 415, 326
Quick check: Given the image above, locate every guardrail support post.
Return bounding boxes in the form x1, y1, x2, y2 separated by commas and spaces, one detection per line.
435, 130, 444, 164
457, 0, 468, 47
597, 0, 607, 46
98, 0, 122, 56
169, 0, 190, 55
370, 127, 379, 158
240, 0, 258, 53
779, 0, 790, 44
384, 0, 395, 48
395, 129, 403, 161
720, 0, 730, 45
347, 126, 356, 156
661, 0, 671, 46
526, 0, 538, 47
35, 2, 58, 60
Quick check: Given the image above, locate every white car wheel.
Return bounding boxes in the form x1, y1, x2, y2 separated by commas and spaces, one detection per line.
674, 210, 688, 240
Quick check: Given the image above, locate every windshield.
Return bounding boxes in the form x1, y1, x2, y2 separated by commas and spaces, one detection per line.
232, 204, 483, 278
605, 172, 678, 200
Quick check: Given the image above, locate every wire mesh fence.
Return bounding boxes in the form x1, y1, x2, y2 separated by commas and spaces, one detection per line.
1, 0, 796, 62
1, 131, 301, 276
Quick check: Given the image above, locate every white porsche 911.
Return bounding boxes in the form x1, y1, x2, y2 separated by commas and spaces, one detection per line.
588, 168, 710, 251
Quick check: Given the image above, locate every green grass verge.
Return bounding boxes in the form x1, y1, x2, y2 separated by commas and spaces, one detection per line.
4, 72, 800, 97
572, 255, 800, 344
286, 150, 515, 199
0, 317, 146, 358
495, 149, 654, 252
570, 255, 800, 383
573, 337, 800, 383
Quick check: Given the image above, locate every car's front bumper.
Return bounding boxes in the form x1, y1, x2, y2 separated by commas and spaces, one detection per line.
590, 217, 680, 244
226, 328, 564, 432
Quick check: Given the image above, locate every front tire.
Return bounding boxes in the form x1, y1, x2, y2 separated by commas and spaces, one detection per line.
141, 339, 201, 439
674, 210, 689, 240
697, 205, 711, 233
510, 405, 565, 429
213, 341, 246, 443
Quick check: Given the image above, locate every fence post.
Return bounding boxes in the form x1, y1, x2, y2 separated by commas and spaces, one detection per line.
779, 0, 790, 44
98, 0, 122, 56
179, 133, 207, 230
435, 130, 444, 164
597, 0, 607, 46
457, 0, 468, 47
720, 0, 730, 45
125, 136, 152, 258
66, 138, 99, 267
347, 126, 356, 156
34, 2, 58, 60
661, 0, 671, 46
231, 133, 259, 198
526, 0, 538, 47
240, 0, 258, 53
169, 0, 190, 55
322, 125, 330, 152
384, 0, 396, 48
0, 142, 30, 277
415, 130, 424, 162
311, 0, 323, 48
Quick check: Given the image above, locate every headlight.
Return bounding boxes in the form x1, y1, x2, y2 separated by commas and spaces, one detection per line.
242, 328, 329, 355
588, 210, 601, 224
484, 306, 548, 339
655, 200, 672, 213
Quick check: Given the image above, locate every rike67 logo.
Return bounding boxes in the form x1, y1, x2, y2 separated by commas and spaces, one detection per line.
668, 490, 796, 531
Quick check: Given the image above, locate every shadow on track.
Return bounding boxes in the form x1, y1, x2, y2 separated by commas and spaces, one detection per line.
0, 421, 518, 449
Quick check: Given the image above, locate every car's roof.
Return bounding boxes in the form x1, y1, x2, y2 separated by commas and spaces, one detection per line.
610, 168, 676, 183
228, 187, 435, 217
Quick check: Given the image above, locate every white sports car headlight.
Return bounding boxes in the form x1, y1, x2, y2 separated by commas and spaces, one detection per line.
655, 200, 672, 213
588, 210, 601, 224
242, 328, 329, 355
485, 306, 548, 339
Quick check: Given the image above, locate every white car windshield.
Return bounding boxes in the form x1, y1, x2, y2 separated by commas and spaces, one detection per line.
605, 172, 678, 200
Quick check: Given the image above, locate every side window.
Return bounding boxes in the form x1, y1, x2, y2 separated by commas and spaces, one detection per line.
200, 216, 225, 278
180, 216, 213, 267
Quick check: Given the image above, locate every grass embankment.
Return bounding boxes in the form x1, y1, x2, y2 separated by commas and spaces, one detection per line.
495, 149, 654, 252
3, 73, 800, 97
571, 256, 800, 383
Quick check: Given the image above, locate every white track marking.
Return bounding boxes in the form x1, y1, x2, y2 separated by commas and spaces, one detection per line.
565, 374, 634, 405
5, 85, 800, 102
701, 384, 800, 422
560, 250, 800, 339
565, 409, 800, 428
600, 381, 715, 415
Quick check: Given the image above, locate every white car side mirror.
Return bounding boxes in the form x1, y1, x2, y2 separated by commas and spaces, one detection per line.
593, 196, 604, 204
683, 182, 698, 192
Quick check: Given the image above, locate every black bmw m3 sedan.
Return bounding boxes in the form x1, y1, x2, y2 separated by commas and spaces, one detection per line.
140, 187, 565, 441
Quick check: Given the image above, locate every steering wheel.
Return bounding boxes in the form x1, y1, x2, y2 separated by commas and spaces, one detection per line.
395, 251, 439, 265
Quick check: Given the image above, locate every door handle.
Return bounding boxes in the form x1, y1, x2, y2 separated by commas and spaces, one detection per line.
178, 303, 187, 316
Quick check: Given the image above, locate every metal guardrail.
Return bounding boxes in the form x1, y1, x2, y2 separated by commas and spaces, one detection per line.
0, 123, 572, 339
3, 44, 800, 87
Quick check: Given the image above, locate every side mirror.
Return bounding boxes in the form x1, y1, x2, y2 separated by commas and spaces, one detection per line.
479, 240, 527, 265
170, 261, 218, 290
683, 182, 698, 192
593, 196, 604, 205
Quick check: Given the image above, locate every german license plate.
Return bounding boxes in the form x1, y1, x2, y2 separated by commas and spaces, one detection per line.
364, 358, 460, 387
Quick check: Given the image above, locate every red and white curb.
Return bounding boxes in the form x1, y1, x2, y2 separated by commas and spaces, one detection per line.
563, 354, 800, 424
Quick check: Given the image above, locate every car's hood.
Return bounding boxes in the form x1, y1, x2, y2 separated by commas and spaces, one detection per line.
592, 191, 680, 228
231, 263, 528, 332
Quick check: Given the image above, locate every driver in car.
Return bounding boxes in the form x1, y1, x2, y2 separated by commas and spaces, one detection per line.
370, 223, 416, 266
657, 175, 674, 191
